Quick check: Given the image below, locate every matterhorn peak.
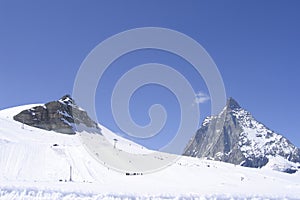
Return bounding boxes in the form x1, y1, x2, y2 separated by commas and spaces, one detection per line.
184, 97, 300, 174
226, 97, 241, 110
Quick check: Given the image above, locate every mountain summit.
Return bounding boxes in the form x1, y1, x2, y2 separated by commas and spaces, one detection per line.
13, 95, 99, 134
226, 97, 241, 110
184, 97, 300, 173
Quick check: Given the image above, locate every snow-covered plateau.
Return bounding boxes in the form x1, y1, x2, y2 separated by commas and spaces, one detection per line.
0, 105, 300, 200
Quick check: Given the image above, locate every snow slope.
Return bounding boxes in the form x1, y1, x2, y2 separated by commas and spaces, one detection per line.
0, 105, 300, 199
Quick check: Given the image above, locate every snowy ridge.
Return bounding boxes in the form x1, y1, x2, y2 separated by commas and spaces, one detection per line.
232, 107, 300, 170
201, 116, 216, 127
99, 124, 153, 155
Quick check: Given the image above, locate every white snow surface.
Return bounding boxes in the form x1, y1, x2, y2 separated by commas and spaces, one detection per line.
231, 108, 300, 171
0, 105, 300, 199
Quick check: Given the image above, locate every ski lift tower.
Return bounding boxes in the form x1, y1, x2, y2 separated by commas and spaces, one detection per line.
113, 138, 118, 149
21, 118, 25, 129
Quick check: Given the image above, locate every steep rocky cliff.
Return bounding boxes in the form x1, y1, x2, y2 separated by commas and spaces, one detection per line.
13, 95, 99, 134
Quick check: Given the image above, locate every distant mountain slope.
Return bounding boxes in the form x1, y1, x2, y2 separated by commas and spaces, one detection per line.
184, 98, 300, 173
0, 103, 151, 182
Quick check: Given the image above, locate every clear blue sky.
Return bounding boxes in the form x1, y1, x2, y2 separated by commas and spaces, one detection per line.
0, 1, 299, 149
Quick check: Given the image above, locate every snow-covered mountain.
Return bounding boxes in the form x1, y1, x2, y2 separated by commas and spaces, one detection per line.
184, 97, 300, 174
0, 96, 300, 199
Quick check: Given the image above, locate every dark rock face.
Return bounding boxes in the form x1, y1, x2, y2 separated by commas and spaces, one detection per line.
184, 99, 246, 166
13, 95, 99, 134
184, 97, 300, 171
241, 156, 269, 168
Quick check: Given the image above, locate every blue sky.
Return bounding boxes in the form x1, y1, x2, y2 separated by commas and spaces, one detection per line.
0, 1, 299, 149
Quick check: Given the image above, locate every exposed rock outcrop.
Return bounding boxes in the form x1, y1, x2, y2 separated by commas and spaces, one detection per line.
13, 95, 99, 134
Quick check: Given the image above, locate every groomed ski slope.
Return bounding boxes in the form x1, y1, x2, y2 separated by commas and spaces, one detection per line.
0, 105, 300, 199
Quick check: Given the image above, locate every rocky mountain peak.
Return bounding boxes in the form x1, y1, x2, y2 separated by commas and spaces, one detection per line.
226, 97, 241, 110
184, 98, 300, 174
59, 94, 74, 105
13, 95, 99, 134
